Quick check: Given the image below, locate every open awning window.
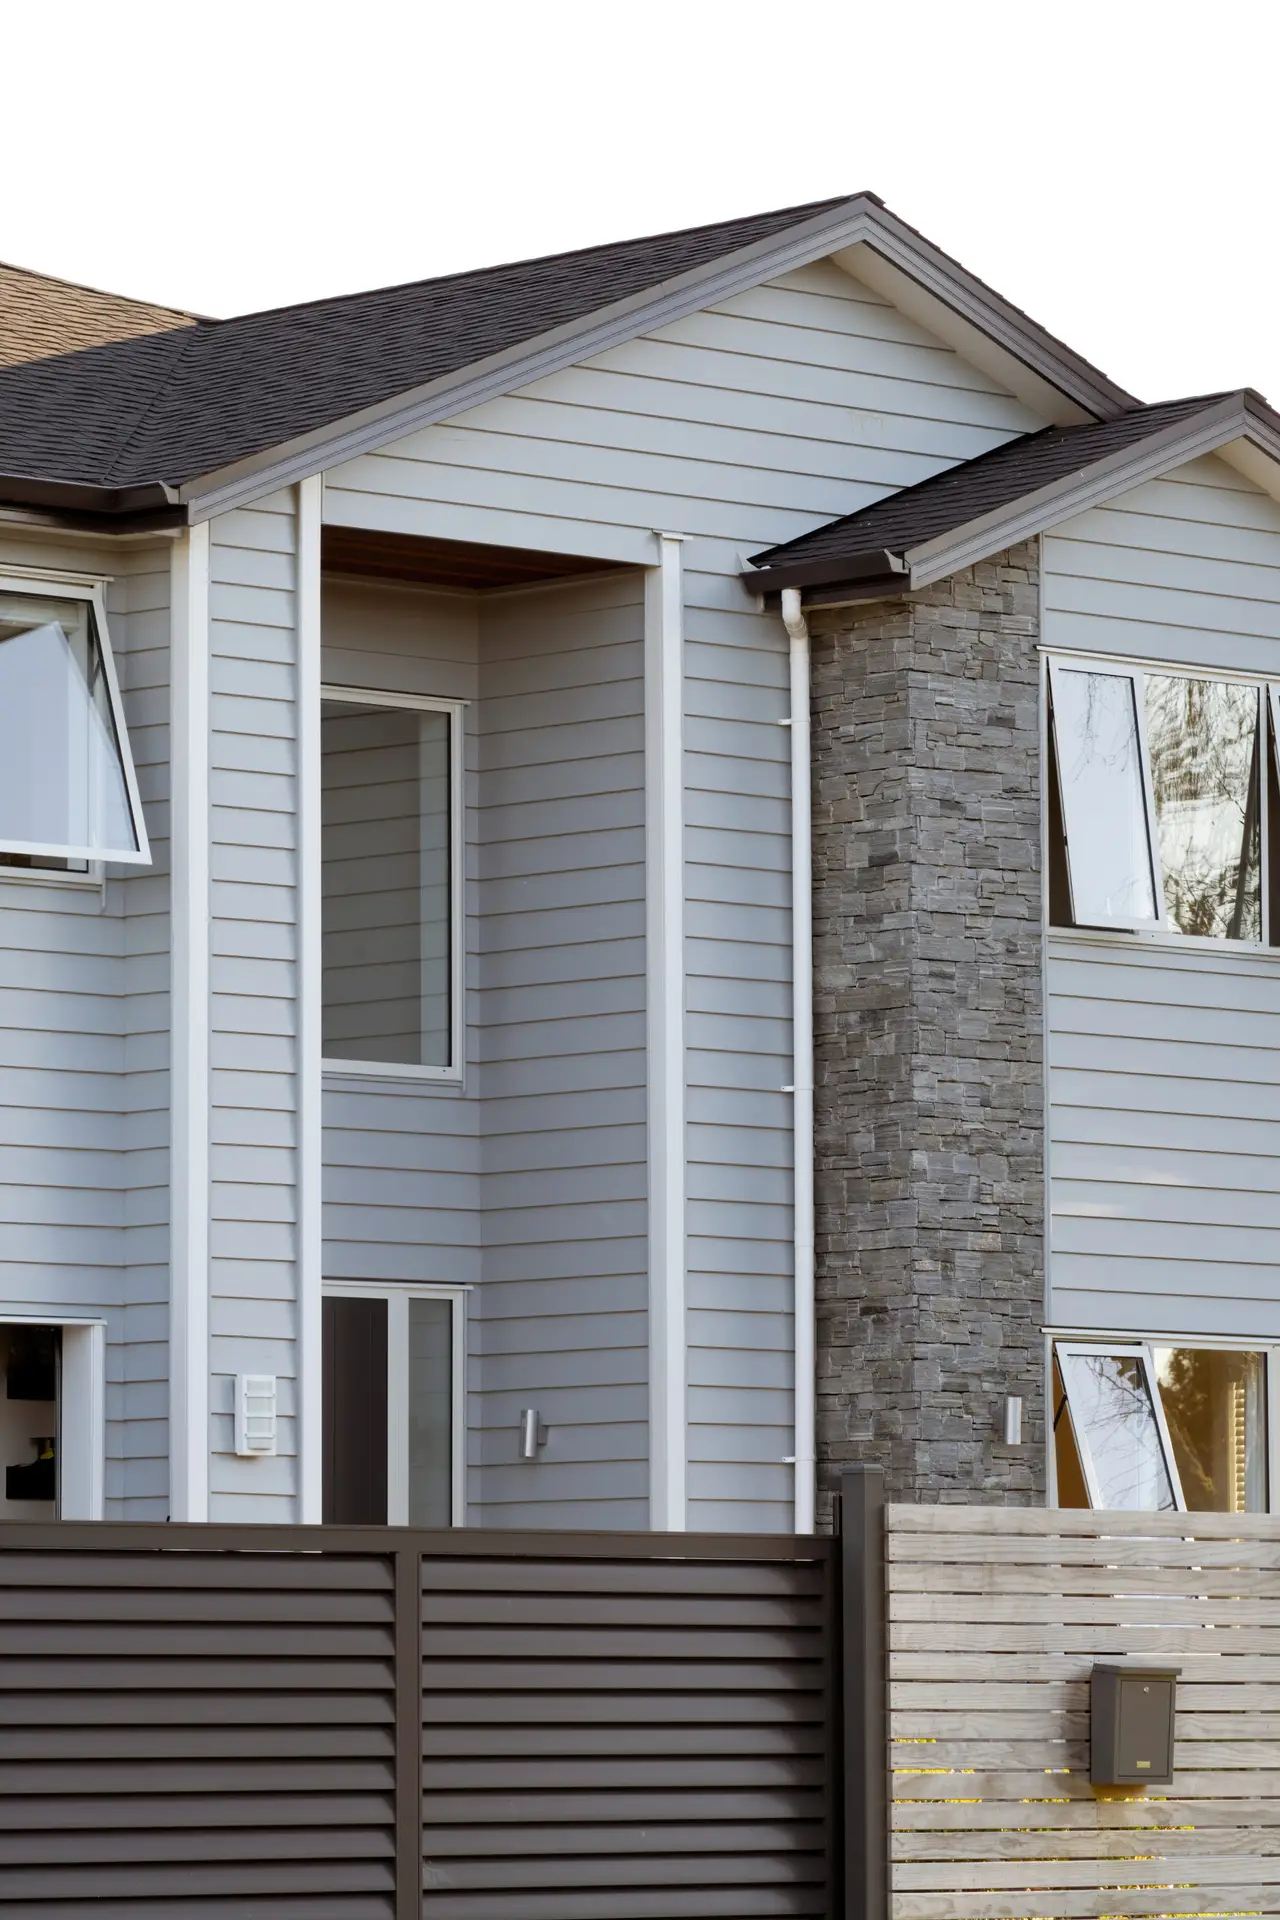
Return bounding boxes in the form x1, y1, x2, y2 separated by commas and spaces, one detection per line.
1054, 1341, 1268, 1513
1048, 655, 1267, 940
0, 585, 150, 866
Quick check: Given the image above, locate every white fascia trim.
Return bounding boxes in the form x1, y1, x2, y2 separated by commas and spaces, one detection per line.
905, 398, 1251, 588
179, 198, 1134, 523
297, 475, 324, 1523
837, 209, 1133, 424
169, 523, 211, 1522
645, 533, 687, 1531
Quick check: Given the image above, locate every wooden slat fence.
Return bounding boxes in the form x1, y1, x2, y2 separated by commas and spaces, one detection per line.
885, 1503, 1280, 1920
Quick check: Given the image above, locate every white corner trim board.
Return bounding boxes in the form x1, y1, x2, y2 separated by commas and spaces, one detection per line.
645, 533, 687, 1531
169, 522, 211, 1522
781, 589, 816, 1535
296, 474, 324, 1522
59, 1322, 106, 1520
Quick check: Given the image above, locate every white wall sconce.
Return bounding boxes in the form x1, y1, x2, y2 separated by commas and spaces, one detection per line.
1002, 1395, 1024, 1446
518, 1409, 547, 1460
234, 1375, 278, 1457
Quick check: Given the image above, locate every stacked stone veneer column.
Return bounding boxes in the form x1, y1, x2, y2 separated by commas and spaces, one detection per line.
810, 539, 1044, 1516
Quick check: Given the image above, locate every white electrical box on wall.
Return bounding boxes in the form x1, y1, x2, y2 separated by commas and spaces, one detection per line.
234, 1375, 277, 1457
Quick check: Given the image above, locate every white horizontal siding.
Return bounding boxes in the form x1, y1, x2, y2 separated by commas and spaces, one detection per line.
1045, 454, 1280, 1342
474, 572, 647, 1528
319, 577, 481, 1521
114, 546, 173, 1515
209, 495, 300, 1518
325, 251, 1046, 1528
1044, 453, 1280, 675
1048, 936, 1280, 1337
0, 533, 173, 1516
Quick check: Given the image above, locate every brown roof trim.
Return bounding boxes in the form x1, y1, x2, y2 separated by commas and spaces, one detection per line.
741, 549, 907, 596
0, 472, 184, 531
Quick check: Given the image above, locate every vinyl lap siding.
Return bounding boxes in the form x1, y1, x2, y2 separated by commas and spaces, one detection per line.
1044, 455, 1280, 1342
209, 497, 301, 1516
0, 534, 172, 1516
114, 547, 173, 1514
320, 579, 481, 1511
324, 255, 1044, 1527
476, 573, 648, 1527
1048, 939, 1280, 1336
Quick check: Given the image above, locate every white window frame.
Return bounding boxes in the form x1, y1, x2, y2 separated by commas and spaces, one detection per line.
1045, 647, 1276, 950
1050, 1333, 1275, 1514
319, 685, 465, 1084
1055, 1339, 1187, 1511
1046, 653, 1165, 933
0, 573, 151, 868
323, 1281, 467, 1526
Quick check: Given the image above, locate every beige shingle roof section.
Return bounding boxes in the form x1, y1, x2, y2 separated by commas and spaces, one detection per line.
0, 261, 198, 369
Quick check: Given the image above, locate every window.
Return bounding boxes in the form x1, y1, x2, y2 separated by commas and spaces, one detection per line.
1047, 655, 1275, 941
1054, 1340, 1268, 1512
321, 1285, 464, 1525
0, 582, 149, 868
321, 688, 462, 1076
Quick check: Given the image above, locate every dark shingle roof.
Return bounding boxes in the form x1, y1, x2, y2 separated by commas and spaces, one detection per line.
0, 195, 854, 494
746, 394, 1234, 588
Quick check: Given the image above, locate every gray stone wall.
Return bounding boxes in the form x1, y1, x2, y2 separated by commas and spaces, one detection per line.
810, 540, 1045, 1518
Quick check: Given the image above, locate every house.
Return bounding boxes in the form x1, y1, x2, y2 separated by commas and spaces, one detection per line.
0, 193, 1275, 1528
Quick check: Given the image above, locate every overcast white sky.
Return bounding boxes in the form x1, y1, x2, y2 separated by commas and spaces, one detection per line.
6, 0, 1275, 407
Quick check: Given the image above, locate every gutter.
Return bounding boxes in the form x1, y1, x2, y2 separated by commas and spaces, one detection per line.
780, 586, 816, 1534
0, 473, 186, 534
743, 548, 907, 599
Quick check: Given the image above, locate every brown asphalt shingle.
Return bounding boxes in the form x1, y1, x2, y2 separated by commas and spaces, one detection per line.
0, 197, 854, 492
0, 261, 197, 369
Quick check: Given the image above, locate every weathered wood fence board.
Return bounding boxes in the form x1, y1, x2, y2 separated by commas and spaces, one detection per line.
886, 1501, 1280, 1920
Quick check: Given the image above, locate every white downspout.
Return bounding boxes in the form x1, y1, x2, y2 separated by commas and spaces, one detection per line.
781, 587, 815, 1534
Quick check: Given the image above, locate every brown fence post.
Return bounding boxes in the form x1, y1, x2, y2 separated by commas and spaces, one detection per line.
841, 1467, 887, 1920
395, 1542, 423, 1920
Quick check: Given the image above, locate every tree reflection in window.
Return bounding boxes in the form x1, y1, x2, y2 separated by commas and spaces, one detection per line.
1057, 1349, 1177, 1509
1145, 675, 1260, 940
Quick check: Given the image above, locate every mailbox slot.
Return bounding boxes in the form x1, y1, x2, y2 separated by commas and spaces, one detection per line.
1091, 1663, 1179, 1786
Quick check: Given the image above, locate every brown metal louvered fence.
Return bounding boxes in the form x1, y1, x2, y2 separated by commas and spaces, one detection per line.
0, 1508, 869, 1918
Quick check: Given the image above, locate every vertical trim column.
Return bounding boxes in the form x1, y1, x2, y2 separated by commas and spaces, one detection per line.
645, 532, 687, 1531
787, 612, 816, 1534
169, 522, 211, 1522
296, 475, 324, 1522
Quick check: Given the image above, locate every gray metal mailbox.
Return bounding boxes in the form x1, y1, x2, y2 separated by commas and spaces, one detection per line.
1091, 1663, 1179, 1786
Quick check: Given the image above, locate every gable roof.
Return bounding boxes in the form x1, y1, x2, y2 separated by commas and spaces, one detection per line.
744, 390, 1280, 599
0, 260, 196, 370
0, 192, 1136, 523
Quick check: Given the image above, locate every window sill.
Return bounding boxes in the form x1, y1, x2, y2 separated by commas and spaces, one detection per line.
1047, 923, 1280, 963
322, 1058, 464, 1091
0, 865, 104, 892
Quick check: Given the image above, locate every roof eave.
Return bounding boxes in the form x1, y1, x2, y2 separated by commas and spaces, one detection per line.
748, 393, 1280, 607
0, 472, 185, 533
740, 549, 908, 596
